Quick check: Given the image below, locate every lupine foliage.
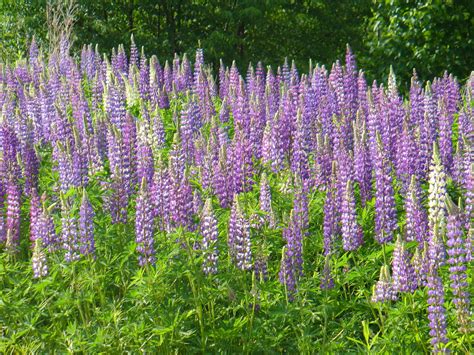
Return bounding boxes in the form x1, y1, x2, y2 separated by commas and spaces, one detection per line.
0, 39, 472, 353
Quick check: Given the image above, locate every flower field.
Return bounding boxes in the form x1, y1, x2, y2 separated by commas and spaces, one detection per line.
0, 38, 472, 353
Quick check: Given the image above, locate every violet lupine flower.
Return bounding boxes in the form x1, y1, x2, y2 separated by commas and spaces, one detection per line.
6, 176, 21, 252
61, 197, 80, 262
136, 177, 156, 267
129, 34, 139, 70
212, 146, 231, 208
254, 254, 269, 282
323, 163, 339, 256
396, 122, 417, 191
320, 254, 335, 290
22, 143, 39, 196
79, 189, 95, 257
136, 125, 154, 186
465, 163, 473, 262
340, 180, 363, 251
279, 211, 303, 299
412, 244, 429, 287
405, 176, 428, 244
32, 238, 48, 279
371, 265, 398, 303
201, 198, 218, 275
391, 235, 417, 293
293, 176, 309, 233
374, 133, 397, 244
259, 172, 275, 227
427, 143, 447, 268
228, 195, 252, 270
426, 266, 449, 354
438, 102, 453, 174
29, 189, 41, 244
291, 111, 309, 180
446, 197, 471, 334
353, 116, 372, 206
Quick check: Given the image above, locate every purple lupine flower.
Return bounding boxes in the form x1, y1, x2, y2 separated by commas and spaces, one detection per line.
438, 102, 453, 174
320, 254, 335, 290
136, 123, 154, 186
279, 210, 303, 299
396, 122, 417, 191
254, 254, 269, 282
291, 111, 309, 180
371, 265, 398, 303
293, 176, 309, 232
29, 189, 41, 244
228, 195, 252, 270
340, 180, 363, 251
391, 235, 417, 293
201, 198, 218, 275
427, 143, 447, 268
353, 115, 372, 206
412, 244, 429, 287
323, 163, 339, 256
151, 158, 172, 232
79, 189, 95, 257
446, 197, 471, 334
213, 146, 231, 208
426, 266, 449, 353
259, 172, 275, 227
129, 34, 139, 70
32, 238, 48, 279
343, 44, 358, 122
409, 70, 424, 128
405, 176, 428, 243
136, 177, 156, 266
374, 133, 397, 244
5, 176, 21, 252
61, 197, 80, 262
465, 162, 473, 262
21, 143, 39, 196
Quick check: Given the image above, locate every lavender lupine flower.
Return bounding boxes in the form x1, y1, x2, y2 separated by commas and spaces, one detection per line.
228, 195, 252, 270
212, 146, 231, 208
396, 122, 417, 191
279, 211, 303, 298
291, 111, 309, 180
374, 133, 397, 244
405, 176, 428, 243
438, 102, 453, 174
79, 189, 95, 257
340, 180, 363, 251
136, 177, 156, 266
32, 238, 48, 279
323, 163, 339, 256
446, 198, 471, 334
6, 176, 21, 252
320, 254, 335, 290
136, 123, 154, 185
61, 197, 80, 262
254, 254, 269, 282
201, 198, 218, 275
29, 189, 41, 244
426, 265, 449, 353
391, 235, 417, 293
353, 116, 372, 206
465, 163, 473, 262
371, 265, 398, 303
412, 244, 429, 287
427, 143, 447, 268
259, 172, 275, 227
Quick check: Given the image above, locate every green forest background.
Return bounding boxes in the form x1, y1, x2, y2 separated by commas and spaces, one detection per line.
1, 0, 473, 88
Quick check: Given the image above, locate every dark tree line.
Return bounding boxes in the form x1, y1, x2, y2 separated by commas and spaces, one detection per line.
1, 0, 473, 87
